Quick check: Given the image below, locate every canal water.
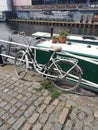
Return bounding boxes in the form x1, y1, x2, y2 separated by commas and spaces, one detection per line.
0, 22, 98, 40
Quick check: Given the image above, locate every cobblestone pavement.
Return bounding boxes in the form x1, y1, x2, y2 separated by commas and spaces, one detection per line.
0, 65, 98, 130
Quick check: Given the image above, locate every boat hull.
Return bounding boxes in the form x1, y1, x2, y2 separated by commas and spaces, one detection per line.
36, 43, 98, 92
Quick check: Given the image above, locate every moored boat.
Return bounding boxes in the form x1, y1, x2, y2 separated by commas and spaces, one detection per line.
36, 38, 98, 92
6, 31, 98, 92
32, 32, 98, 46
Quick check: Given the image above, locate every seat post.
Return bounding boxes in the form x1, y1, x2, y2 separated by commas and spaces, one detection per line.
49, 50, 56, 61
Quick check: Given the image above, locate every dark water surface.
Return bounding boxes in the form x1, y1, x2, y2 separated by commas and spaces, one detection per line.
0, 22, 98, 40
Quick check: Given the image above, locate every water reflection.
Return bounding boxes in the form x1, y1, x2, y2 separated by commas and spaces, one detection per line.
7, 22, 98, 36
7, 22, 65, 35
72, 26, 98, 36
0, 23, 11, 40
0, 22, 98, 40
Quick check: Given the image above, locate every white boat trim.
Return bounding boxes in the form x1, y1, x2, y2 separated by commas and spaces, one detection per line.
37, 40, 98, 58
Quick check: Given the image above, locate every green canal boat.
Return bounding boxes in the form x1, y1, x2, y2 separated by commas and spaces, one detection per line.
36, 39, 98, 92
5, 32, 98, 92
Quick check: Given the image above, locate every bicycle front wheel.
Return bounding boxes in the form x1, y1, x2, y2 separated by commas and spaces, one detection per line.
48, 59, 82, 92
14, 51, 28, 79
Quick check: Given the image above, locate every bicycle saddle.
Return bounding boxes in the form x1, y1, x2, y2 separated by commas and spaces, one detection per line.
50, 45, 62, 52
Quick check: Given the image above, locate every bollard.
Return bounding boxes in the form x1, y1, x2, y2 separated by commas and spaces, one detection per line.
0, 45, 6, 67
0, 45, 4, 66
50, 26, 53, 38
0, 55, 4, 67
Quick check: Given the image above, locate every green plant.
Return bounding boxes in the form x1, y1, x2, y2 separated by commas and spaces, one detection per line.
58, 29, 70, 38
35, 79, 62, 99
57, 29, 70, 43
52, 35, 58, 39
52, 35, 58, 43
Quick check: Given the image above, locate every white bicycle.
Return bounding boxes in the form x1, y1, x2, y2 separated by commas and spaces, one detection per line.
14, 35, 82, 92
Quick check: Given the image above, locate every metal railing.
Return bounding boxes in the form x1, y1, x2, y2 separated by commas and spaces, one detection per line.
0, 39, 26, 66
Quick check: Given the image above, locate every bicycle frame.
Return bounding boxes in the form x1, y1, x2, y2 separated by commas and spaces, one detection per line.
25, 44, 81, 80
25, 45, 59, 78
14, 35, 82, 91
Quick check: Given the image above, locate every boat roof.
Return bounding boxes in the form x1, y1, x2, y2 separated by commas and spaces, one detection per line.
32, 32, 51, 38
67, 35, 98, 42
37, 40, 98, 58
31, 32, 98, 58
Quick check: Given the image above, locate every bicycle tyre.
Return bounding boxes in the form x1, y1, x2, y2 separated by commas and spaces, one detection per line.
48, 59, 82, 92
14, 51, 28, 79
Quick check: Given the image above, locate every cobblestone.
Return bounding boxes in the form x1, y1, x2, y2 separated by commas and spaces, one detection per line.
20, 105, 28, 111
0, 109, 5, 116
7, 117, 17, 125
44, 96, 52, 104
32, 123, 42, 130
15, 110, 23, 118
0, 120, 3, 126
9, 106, 17, 114
0, 101, 7, 107
64, 120, 73, 130
52, 99, 59, 106
54, 123, 62, 130
0, 124, 10, 130
34, 96, 44, 106
37, 104, 46, 114
4, 104, 11, 110
46, 104, 55, 114
24, 105, 36, 118
2, 113, 10, 120
29, 112, 39, 124
10, 99, 17, 104
43, 122, 53, 130
40, 112, 49, 123
21, 123, 31, 130
12, 116, 26, 130
58, 108, 69, 125
48, 112, 58, 123
0, 65, 98, 130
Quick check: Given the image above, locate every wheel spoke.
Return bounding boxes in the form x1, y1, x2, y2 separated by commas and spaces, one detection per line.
14, 51, 28, 79
48, 59, 81, 92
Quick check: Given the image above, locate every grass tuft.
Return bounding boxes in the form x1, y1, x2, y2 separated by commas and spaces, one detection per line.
35, 79, 62, 99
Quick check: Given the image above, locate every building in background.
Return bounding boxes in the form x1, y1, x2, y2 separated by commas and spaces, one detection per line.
1, 0, 98, 22
0, 0, 12, 11
0, 0, 13, 21
31, 0, 98, 5
13, 0, 31, 6
12, 0, 98, 22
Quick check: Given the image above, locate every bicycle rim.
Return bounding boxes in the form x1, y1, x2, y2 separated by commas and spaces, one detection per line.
14, 51, 28, 79
48, 59, 82, 92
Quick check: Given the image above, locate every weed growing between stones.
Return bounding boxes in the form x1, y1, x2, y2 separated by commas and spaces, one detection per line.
35, 79, 62, 99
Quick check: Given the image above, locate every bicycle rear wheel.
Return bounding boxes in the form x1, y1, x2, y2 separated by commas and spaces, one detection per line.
14, 51, 28, 79
48, 59, 82, 92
